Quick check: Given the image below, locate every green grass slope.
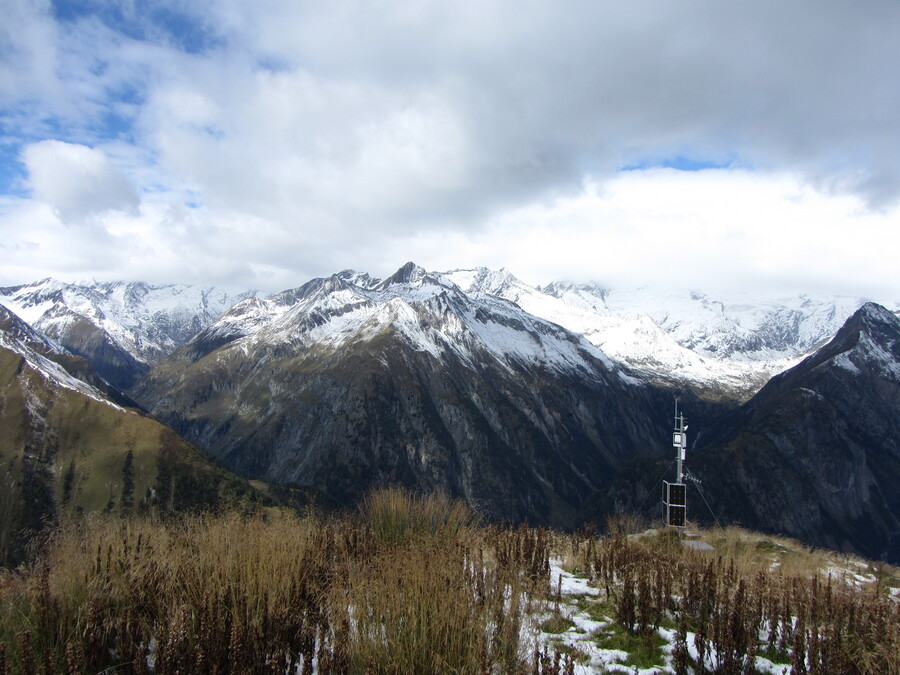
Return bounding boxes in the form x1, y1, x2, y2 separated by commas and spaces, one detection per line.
0, 345, 264, 566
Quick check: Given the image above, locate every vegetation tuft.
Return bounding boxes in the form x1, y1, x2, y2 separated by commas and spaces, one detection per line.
592, 622, 666, 669
359, 486, 475, 546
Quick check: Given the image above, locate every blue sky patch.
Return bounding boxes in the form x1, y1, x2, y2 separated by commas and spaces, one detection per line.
0, 148, 26, 197
621, 155, 738, 172
51, 0, 221, 55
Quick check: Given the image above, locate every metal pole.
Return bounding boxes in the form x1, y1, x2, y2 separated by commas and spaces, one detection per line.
675, 401, 683, 484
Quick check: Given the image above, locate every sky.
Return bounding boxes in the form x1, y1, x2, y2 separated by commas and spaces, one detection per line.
1, 0, 899, 298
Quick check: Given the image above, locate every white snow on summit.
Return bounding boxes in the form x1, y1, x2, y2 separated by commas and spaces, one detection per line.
443, 268, 899, 397
205, 266, 615, 379
5, 267, 896, 400
0, 279, 252, 365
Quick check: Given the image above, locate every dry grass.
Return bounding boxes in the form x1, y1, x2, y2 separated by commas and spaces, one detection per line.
0, 493, 559, 674
359, 486, 476, 546
703, 525, 835, 578
0, 499, 897, 674
337, 539, 527, 673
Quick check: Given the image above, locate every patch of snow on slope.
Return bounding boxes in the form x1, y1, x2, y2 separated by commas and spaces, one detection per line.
0, 332, 124, 411
0, 296, 56, 326
463, 301, 607, 375
854, 332, 900, 380
833, 352, 860, 374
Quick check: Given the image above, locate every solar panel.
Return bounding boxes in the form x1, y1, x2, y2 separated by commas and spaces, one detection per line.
668, 504, 686, 527
663, 481, 687, 527
668, 483, 686, 507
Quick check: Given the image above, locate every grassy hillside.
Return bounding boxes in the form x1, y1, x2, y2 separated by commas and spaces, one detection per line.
0, 490, 896, 674
0, 346, 264, 566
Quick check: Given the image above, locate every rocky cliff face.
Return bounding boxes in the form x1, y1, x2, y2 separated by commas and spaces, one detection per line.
134, 264, 694, 527
692, 303, 900, 562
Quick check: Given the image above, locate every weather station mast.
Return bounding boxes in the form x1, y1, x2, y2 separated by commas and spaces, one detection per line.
663, 401, 688, 529
663, 402, 715, 550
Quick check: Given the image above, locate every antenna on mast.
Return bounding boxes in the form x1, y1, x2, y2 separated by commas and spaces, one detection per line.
663, 399, 688, 528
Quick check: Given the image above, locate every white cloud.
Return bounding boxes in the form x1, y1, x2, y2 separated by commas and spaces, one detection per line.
1, 167, 896, 302
22, 141, 141, 220
0, 0, 58, 105
381, 169, 900, 299
2, 1, 900, 300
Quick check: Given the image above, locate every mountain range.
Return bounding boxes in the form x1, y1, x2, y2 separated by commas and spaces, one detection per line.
5, 270, 892, 400
0, 279, 250, 390
1, 264, 898, 561
132, 263, 678, 526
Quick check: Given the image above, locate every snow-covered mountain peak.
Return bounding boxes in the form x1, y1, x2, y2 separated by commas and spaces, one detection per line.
336, 269, 381, 289
211, 265, 870, 398
0, 278, 256, 389
3, 277, 67, 296
207, 296, 284, 335
8, 267, 896, 402
441, 267, 524, 298
817, 302, 900, 381
377, 262, 429, 289
433, 270, 900, 398
194, 265, 616, 379
0, 279, 253, 367
856, 301, 900, 329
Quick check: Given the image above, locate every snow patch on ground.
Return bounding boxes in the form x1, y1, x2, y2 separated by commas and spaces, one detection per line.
531, 560, 798, 675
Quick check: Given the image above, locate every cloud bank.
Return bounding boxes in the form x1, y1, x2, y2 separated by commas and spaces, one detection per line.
0, 0, 898, 297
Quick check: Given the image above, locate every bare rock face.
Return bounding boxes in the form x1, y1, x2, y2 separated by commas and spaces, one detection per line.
693, 303, 900, 562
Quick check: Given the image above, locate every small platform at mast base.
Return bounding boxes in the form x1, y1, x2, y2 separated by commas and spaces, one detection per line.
679, 530, 715, 552
681, 539, 716, 552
